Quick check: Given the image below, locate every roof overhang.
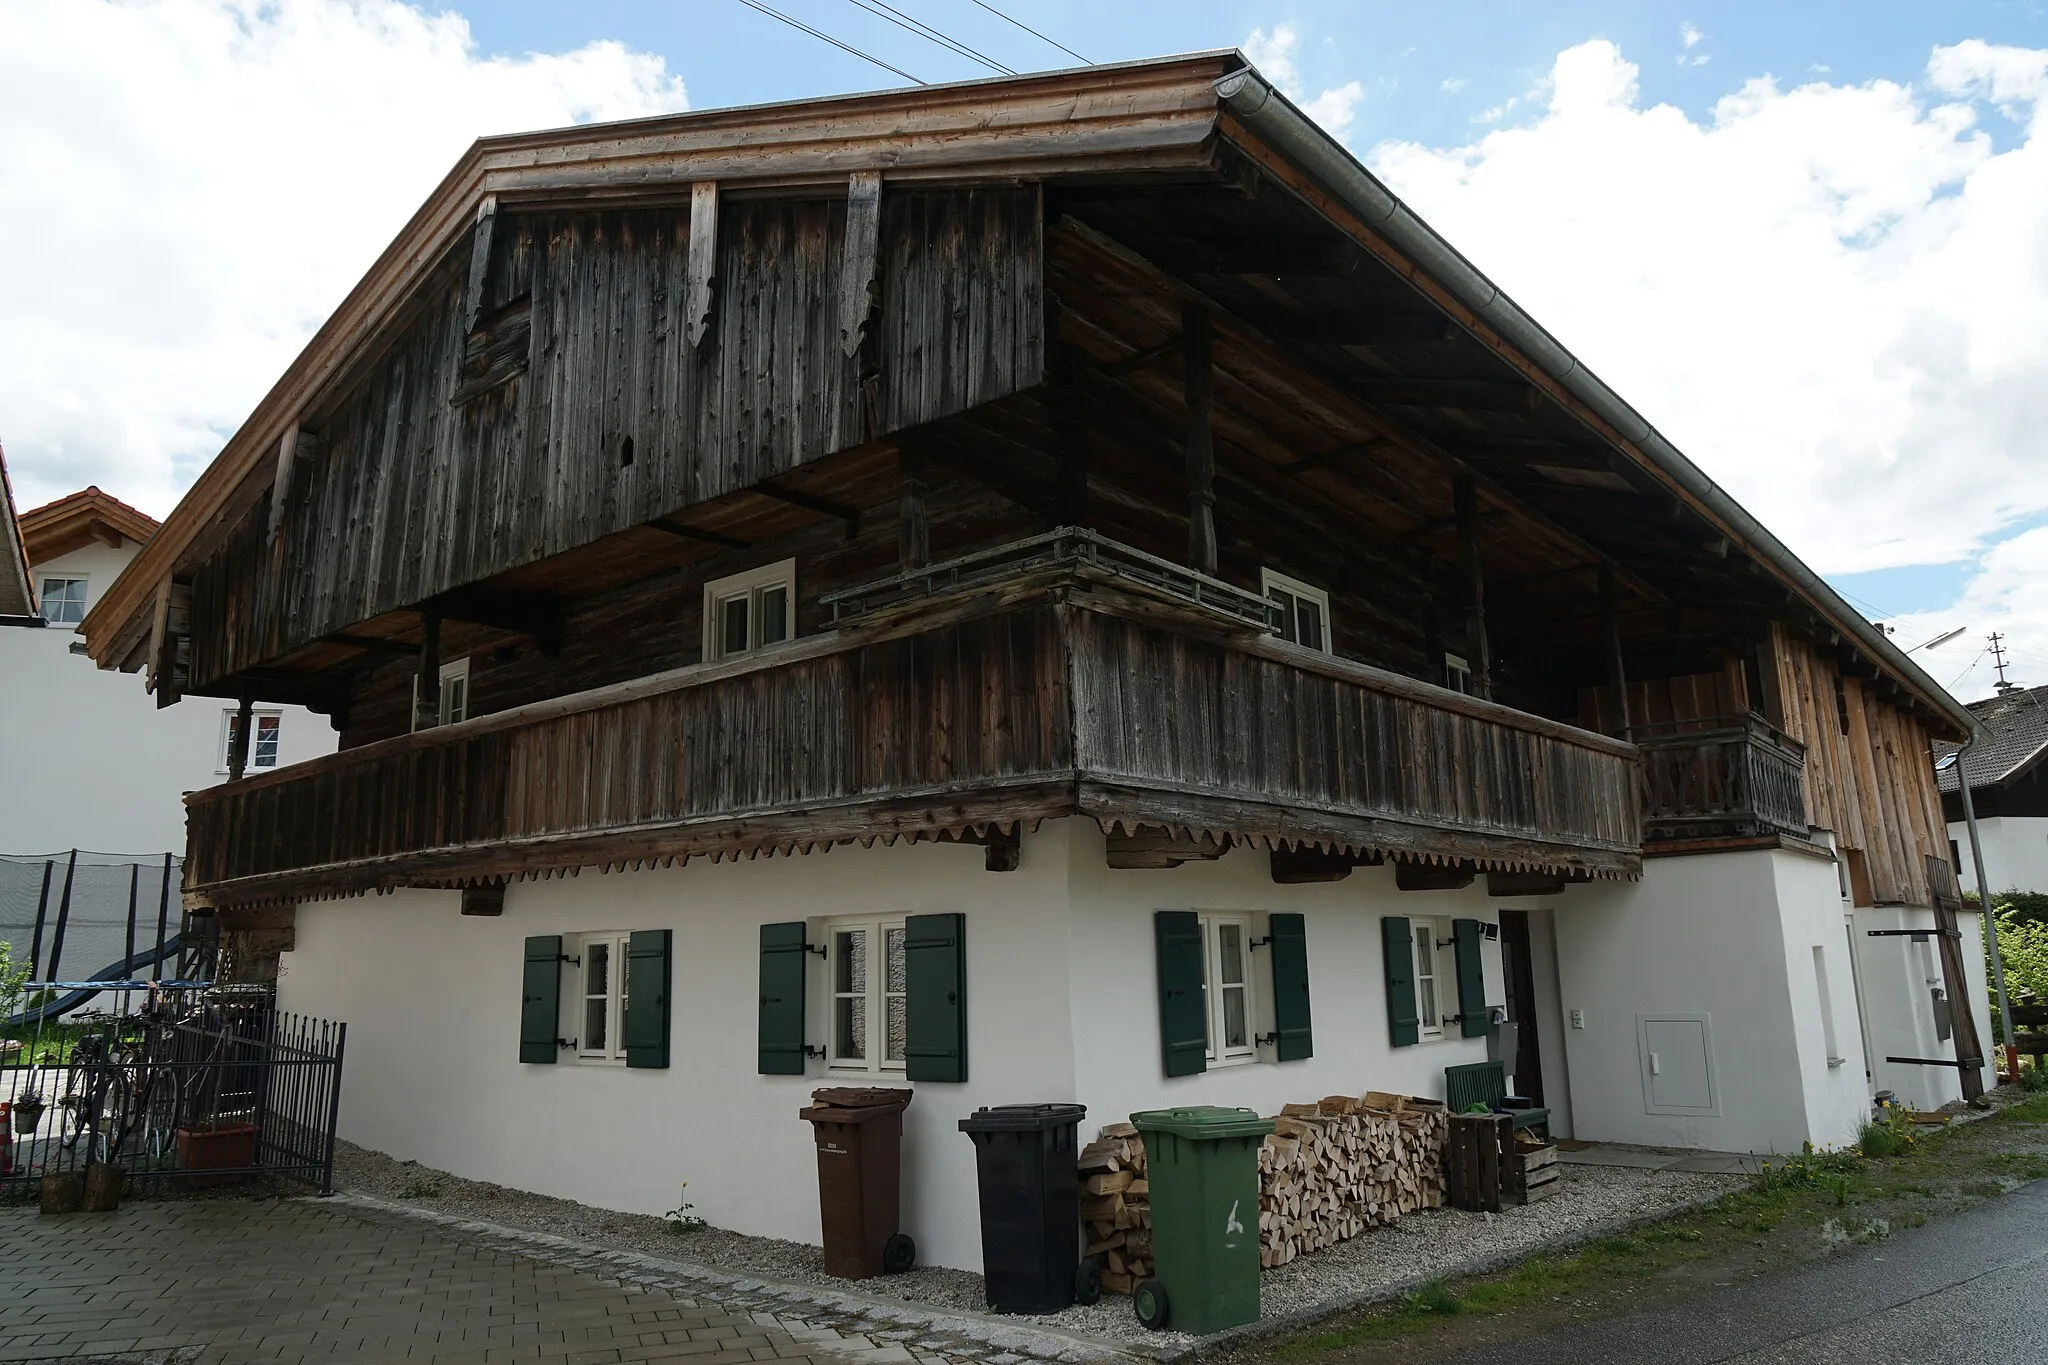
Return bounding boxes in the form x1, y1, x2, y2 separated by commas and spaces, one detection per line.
19, 486, 159, 565
0, 445, 33, 617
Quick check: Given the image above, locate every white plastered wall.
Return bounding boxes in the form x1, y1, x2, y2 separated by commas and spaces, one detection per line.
1949, 815, 2048, 896
1, 541, 332, 856
278, 817, 1526, 1272
1551, 848, 1868, 1155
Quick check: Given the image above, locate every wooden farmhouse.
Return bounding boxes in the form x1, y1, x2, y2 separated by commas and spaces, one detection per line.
83, 53, 1992, 1270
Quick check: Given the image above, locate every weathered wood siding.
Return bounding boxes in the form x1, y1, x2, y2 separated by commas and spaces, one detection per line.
181, 592, 1641, 904
1069, 612, 1639, 865
1769, 623, 1949, 905
189, 188, 1043, 689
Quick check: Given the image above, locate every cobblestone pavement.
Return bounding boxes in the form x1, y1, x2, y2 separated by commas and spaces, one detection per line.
0, 1197, 1131, 1365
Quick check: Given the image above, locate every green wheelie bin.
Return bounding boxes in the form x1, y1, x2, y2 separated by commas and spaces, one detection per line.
1129, 1106, 1274, 1334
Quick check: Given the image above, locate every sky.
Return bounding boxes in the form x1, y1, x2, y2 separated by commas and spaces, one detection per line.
0, 0, 2044, 700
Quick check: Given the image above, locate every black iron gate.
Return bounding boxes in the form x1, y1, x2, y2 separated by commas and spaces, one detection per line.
2, 1004, 346, 1194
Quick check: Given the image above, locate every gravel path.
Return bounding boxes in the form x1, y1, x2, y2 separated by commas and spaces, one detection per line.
333, 1140, 1740, 1355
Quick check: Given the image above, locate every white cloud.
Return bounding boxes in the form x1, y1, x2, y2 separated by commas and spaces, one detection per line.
1368, 39, 2048, 699
1887, 528, 2048, 698
0, 0, 686, 516
1681, 22, 1705, 50
1441, 77, 1468, 95
1244, 24, 1363, 140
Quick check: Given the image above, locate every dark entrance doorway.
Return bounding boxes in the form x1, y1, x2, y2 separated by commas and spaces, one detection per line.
1499, 910, 1545, 1106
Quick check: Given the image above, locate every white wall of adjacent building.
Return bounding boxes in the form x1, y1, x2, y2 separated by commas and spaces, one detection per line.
1948, 815, 2048, 896
1, 539, 333, 858
276, 816, 1923, 1273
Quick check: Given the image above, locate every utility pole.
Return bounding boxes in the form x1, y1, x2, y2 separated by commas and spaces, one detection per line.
1989, 632, 2015, 694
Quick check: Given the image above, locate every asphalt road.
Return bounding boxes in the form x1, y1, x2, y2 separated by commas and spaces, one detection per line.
1434, 1180, 2048, 1363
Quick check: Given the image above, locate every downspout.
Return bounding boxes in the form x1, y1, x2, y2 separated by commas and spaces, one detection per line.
1211, 67, 1975, 738
1956, 727, 2015, 1074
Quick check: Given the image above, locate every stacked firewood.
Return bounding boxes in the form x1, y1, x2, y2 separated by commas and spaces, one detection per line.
1079, 1122, 1152, 1294
1258, 1094, 1448, 1268
1078, 1094, 1449, 1292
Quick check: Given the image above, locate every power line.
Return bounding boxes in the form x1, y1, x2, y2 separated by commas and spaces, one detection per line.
966, 0, 1090, 64
846, 0, 1015, 74
734, 0, 926, 84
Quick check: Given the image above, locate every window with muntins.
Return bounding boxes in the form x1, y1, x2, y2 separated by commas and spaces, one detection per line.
220, 710, 282, 771
576, 932, 632, 1063
703, 559, 796, 661
1443, 653, 1471, 695
439, 658, 470, 726
1414, 922, 1444, 1038
828, 917, 907, 1074
1260, 569, 1331, 654
1201, 912, 1257, 1065
39, 575, 87, 625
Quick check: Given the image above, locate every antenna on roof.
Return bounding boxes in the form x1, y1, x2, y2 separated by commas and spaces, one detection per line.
1989, 632, 2016, 693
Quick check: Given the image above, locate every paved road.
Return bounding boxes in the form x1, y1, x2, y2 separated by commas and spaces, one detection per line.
0, 1197, 1002, 1365
1435, 1180, 2048, 1363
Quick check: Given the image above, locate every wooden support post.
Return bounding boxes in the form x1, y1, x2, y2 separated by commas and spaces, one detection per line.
1184, 304, 1217, 576
899, 449, 929, 571
227, 696, 254, 781
1051, 344, 1089, 529
1454, 473, 1492, 699
1599, 560, 1632, 741
414, 609, 442, 731
1420, 559, 1446, 689
686, 181, 720, 350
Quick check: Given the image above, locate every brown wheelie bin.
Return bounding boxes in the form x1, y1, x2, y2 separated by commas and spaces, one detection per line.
799, 1087, 916, 1278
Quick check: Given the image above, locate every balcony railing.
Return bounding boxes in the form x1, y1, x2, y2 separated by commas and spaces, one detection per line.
183, 540, 1643, 906
1637, 713, 1809, 844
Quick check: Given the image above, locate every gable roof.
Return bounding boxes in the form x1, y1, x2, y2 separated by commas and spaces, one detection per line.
71, 53, 1980, 742
1938, 684, 2048, 794
0, 445, 32, 617
19, 486, 160, 566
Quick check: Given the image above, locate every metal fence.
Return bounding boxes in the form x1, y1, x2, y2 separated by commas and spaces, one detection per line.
2, 1001, 345, 1194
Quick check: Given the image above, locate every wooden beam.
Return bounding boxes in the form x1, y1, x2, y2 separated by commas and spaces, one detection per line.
460, 195, 498, 334
839, 170, 883, 360
227, 695, 254, 782
1104, 333, 1181, 379
759, 481, 859, 540
648, 518, 752, 552
1184, 302, 1217, 576
1355, 379, 1538, 413
430, 586, 563, 656
413, 608, 442, 731
1285, 437, 1398, 476
899, 450, 929, 571
461, 884, 506, 917
686, 180, 719, 349
1396, 859, 1477, 891
1455, 473, 1492, 700
1145, 233, 1360, 276
1599, 561, 1632, 742
1271, 846, 1384, 883
325, 632, 421, 658
1252, 312, 1455, 348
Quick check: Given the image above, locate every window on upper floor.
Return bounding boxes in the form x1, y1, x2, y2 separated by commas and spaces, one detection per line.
220, 709, 282, 772
1443, 652, 1472, 695
703, 559, 796, 662
39, 575, 87, 626
410, 657, 472, 730
1261, 569, 1331, 654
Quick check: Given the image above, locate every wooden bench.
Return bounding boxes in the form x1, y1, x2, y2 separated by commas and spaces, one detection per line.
1445, 1060, 1550, 1138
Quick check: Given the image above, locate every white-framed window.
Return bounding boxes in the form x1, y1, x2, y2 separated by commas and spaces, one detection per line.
703, 559, 796, 661
410, 657, 473, 730
1443, 653, 1471, 695
39, 575, 88, 626
219, 709, 282, 772
1414, 921, 1445, 1039
826, 916, 907, 1075
1260, 569, 1331, 654
574, 931, 632, 1063
1200, 912, 1259, 1065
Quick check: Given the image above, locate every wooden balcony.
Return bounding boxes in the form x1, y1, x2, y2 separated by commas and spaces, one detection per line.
183, 532, 1643, 908
1637, 713, 1810, 846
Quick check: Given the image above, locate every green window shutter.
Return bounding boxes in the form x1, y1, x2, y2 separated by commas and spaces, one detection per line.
624, 929, 672, 1069
1453, 918, 1488, 1038
1155, 910, 1207, 1076
1380, 916, 1418, 1047
1267, 913, 1313, 1062
758, 922, 809, 1075
521, 935, 562, 1064
905, 913, 968, 1083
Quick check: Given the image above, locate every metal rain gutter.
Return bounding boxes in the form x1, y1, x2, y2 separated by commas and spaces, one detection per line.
1212, 67, 1975, 737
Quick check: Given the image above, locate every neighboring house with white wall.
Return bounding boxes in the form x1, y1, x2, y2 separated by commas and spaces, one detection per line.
80, 56, 1991, 1274
1940, 684, 2048, 897
0, 462, 333, 858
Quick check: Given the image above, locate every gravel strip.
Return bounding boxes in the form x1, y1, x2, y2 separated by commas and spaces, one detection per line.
332, 1140, 1739, 1358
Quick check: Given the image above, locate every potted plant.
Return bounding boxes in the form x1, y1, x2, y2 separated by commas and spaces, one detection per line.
11, 1089, 44, 1134
176, 1118, 258, 1185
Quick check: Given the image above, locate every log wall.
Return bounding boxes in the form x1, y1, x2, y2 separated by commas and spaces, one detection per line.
189, 188, 1043, 689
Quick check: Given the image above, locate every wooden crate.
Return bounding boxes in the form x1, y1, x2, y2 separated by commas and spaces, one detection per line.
1505, 1140, 1561, 1205
1445, 1113, 1512, 1212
